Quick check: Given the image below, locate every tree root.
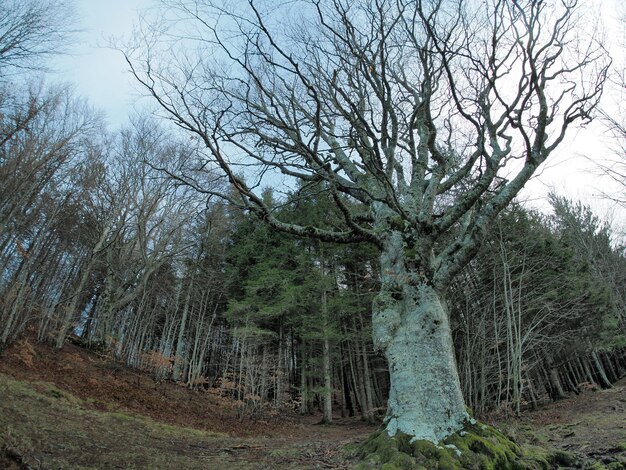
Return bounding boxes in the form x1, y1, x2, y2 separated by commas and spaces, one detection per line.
353, 421, 560, 469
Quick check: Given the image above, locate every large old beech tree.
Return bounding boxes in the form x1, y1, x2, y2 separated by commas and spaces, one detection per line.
128, 0, 607, 442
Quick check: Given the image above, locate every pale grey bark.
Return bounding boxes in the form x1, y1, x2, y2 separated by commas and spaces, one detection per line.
373, 230, 468, 441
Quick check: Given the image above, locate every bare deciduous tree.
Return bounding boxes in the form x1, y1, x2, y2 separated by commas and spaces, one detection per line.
597, 5, 626, 206
0, 0, 74, 75
127, 0, 608, 443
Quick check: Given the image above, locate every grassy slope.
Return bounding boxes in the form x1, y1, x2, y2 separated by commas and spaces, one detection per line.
1, 337, 625, 469
0, 374, 241, 469
0, 371, 376, 469
0, 338, 372, 469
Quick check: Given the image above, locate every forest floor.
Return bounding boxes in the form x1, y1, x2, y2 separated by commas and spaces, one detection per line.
490, 381, 626, 468
0, 338, 625, 469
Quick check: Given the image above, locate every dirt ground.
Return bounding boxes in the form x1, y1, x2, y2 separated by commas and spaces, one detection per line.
1, 338, 625, 469
0, 338, 376, 469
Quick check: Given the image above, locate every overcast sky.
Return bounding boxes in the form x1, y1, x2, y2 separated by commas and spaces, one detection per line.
53, 0, 155, 127
51, 0, 625, 232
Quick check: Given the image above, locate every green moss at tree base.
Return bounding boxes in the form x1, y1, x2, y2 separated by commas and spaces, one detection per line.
354, 422, 554, 470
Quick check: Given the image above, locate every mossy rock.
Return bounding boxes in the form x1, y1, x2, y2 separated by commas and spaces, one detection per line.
354, 422, 553, 470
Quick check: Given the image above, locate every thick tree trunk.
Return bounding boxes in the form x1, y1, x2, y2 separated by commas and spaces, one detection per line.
372, 232, 468, 443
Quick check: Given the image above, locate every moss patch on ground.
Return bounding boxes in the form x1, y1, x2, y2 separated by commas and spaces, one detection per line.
353, 421, 584, 470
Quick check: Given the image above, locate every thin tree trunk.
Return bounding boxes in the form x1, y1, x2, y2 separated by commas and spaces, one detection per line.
321, 290, 332, 424
524, 373, 538, 409
322, 334, 333, 423
591, 350, 612, 388
358, 312, 375, 422
339, 352, 347, 418
545, 355, 567, 400
601, 352, 619, 383
55, 222, 112, 348
351, 333, 369, 420
347, 338, 366, 419
580, 357, 597, 386
299, 342, 309, 415
173, 277, 193, 381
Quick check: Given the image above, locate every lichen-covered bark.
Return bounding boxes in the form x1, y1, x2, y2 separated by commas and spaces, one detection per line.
373, 231, 468, 443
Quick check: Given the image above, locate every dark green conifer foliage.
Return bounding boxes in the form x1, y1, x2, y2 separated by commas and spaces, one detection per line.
548, 195, 626, 349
